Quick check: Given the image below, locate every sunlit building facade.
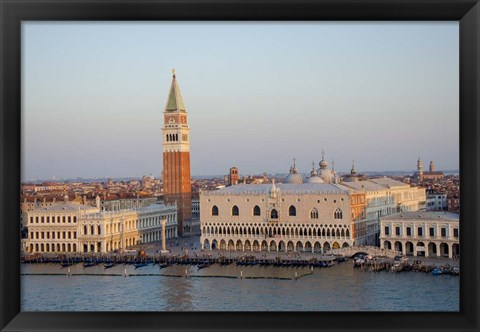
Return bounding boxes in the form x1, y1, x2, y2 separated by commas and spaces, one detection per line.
380, 211, 459, 258
24, 198, 177, 254
200, 182, 365, 253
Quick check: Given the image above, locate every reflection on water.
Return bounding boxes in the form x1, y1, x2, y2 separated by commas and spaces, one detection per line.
21, 262, 459, 311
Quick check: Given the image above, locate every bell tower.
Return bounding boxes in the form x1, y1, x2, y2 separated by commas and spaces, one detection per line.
162, 69, 192, 236
417, 158, 424, 181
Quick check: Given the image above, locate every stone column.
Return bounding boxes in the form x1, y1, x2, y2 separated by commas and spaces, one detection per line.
161, 217, 168, 254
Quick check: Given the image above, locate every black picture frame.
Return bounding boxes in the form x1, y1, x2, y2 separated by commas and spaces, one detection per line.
1, 0, 479, 331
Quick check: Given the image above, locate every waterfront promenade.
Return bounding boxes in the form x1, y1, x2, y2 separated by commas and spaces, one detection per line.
22, 235, 459, 270
119, 235, 459, 268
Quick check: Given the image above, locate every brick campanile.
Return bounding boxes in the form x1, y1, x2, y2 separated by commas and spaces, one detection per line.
162, 69, 192, 236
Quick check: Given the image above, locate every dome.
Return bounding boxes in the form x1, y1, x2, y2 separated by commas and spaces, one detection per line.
307, 161, 324, 183
319, 169, 334, 183
319, 159, 328, 169
307, 175, 324, 184
285, 172, 303, 184
285, 158, 303, 184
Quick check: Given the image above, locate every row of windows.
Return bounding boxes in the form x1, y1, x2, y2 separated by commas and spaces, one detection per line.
351, 195, 365, 204
166, 134, 179, 142
165, 134, 189, 142
212, 205, 343, 219
30, 231, 77, 240
30, 243, 77, 253
30, 215, 77, 224
92, 216, 167, 235
384, 226, 459, 238
84, 225, 102, 235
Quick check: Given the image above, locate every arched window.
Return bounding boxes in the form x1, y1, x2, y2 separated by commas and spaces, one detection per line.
289, 205, 296, 216
232, 205, 239, 216
253, 205, 261, 216
310, 208, 319, 219
334, 208, 343, 219
212, 205, 219, 216
271, 209, 278, 219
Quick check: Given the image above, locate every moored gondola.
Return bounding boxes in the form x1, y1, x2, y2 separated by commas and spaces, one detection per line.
83, 261, 97, 268
134, 262, 149, 269
60, 261, 73, 268
158, 262, 170, 269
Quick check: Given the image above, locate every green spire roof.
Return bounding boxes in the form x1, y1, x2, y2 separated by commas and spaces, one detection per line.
165, 70, 186, 112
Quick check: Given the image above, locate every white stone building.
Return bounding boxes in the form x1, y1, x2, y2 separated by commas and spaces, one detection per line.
24, 198, 177, 254
191, 198, 200, 219
341, 180, 396, 246
341, 178, 427, 246
79, 204, 177, 253
379, 211, 459, 258
200, 182, 360, 253
100, 197, 158, 211
368, 178, 426, 212
24, 198, 99, 254
426, 194, 448, 211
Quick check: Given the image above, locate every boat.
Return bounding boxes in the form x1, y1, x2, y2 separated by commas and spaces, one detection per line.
353, 258, 365, 268
134, 262, 149, 269
432, 268, 443, 275
337, 257, 347, 263
104, 262, 115, 269
60, 261, 73, 268
158, 262, 170, 269
391, 262, 403, 273
197, 263, 211, 270
83, 261, 97, 268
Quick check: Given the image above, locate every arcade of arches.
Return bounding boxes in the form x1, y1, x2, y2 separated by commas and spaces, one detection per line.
200, 222, 352, 252
382, 240, 459, 258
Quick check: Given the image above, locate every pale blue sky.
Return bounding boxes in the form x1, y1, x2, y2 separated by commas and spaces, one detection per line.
22, 22, 459, 180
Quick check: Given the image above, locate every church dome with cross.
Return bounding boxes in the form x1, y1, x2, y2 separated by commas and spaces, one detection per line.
284, 159, 304, 184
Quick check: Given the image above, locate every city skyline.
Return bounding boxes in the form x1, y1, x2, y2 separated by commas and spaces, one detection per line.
22, 22, 459, 180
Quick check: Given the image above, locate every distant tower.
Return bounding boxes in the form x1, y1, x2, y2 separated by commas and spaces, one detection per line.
417, 158, 424, 181
228, 167, 239, 186
429, 161, 435, 172
162, 69, 192, 236
351, 160, 357, 175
